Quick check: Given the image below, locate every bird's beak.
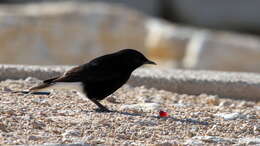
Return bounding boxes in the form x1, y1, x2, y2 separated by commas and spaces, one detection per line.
145, 60, 156, 65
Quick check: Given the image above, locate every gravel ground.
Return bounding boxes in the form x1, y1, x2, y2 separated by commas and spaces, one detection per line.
0, 78, 259, 145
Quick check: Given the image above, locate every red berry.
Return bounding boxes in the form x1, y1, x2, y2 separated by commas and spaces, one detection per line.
159, 111, 169, 117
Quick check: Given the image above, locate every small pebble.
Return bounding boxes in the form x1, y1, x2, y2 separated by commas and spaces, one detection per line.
184, 139, 204, 145
253, 125, 260, 134
62, 129, 81, 137
28, 135, 41, 141
2, 87, 12, 92
32, 121, 46, 129
120, 103, 160, 112
206, 95, 220, 105
192, 136, 236, 144
214, 112, 241, 120
218, 101, 232, 107
239, 138, 260, 145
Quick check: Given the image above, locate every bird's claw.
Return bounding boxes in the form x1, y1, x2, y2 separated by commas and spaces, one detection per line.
95, 108, 111, 113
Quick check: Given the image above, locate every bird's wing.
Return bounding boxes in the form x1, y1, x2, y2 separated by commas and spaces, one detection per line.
50, 65, 84, 82
43, 77, 59, 83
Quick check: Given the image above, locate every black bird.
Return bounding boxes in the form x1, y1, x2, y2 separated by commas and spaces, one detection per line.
29, 49, 156, 112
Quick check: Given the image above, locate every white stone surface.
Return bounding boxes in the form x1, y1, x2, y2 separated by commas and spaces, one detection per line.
1, 64, 260, 101
183, 31, 260, 72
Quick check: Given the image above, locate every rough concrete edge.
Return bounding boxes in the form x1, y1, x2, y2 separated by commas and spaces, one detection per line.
0, 64, 260, 101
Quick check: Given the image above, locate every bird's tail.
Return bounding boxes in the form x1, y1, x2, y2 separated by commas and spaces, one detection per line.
1, 82, 52, 95
15, 82, 53, 95
12, 90, 50, 95
29, 83, 53, 92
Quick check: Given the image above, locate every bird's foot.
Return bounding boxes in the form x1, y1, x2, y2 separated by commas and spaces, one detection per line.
95, 107, 111, 113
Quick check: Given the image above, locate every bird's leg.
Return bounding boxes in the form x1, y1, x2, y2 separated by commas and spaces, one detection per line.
89, 98, 110, 112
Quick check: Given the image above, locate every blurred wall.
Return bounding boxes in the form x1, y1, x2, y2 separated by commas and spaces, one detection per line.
1, 0, 260, 35
2, 2, 260, 72
1, 0, 160, 16
169, 0, 260, 35
0, 3, 149, 65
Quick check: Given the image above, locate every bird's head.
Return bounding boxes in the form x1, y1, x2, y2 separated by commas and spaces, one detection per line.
119, 49, 156, 69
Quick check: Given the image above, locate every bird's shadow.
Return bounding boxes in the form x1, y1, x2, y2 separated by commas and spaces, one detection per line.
84, 110, 210, 126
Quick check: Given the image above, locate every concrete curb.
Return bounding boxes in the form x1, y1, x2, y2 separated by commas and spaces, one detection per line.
1, 64, 260, 101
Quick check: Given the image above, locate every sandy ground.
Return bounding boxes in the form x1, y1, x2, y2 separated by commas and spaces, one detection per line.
0, 78, 259, 145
